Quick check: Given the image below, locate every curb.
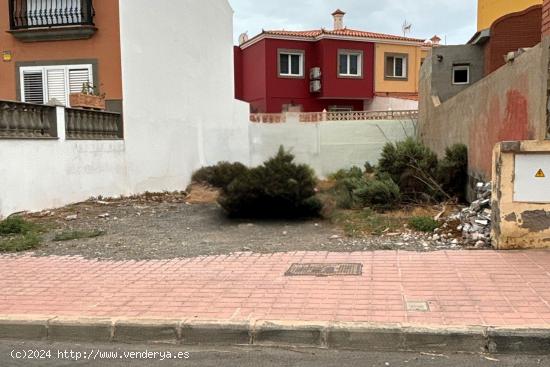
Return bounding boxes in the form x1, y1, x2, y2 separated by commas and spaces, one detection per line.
0, 316, 549, 354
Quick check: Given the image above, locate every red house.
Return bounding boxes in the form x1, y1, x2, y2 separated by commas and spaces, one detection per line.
234, 10, 428, 113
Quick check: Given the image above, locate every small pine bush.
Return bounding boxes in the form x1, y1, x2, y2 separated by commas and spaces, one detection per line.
353, 178, 401, 209
437, 144, 468, 202
378, 138, 439, 200
329, 166, 363, 181
219, 147, 322, 218
409, 216, 440, 233
191, 162, 247, 190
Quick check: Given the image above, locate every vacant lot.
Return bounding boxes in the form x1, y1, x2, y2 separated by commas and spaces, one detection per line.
2, 192, 470, 260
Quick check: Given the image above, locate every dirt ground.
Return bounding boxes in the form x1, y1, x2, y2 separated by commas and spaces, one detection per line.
10, 189, 472, 261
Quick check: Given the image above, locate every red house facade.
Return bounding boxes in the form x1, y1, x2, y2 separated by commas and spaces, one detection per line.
234, 10, 428, 113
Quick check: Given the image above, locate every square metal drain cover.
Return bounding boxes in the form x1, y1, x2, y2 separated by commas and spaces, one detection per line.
285, 263, 362, 277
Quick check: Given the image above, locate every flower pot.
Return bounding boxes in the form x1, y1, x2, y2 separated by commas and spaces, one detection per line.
69, 93, 106, 110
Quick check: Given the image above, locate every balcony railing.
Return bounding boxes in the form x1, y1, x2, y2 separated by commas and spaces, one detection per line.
9, 0, 95, 30
0, 100, 57, 139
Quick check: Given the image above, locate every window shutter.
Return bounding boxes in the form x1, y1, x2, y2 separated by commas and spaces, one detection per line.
46, 69, 67, 105
22, 71, 45, 104
69, 68, 92, 94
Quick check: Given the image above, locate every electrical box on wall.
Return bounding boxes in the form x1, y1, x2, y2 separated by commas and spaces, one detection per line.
514, 154, 550, 203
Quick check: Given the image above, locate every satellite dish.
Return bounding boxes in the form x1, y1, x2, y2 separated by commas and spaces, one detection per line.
238, 32, 249, 45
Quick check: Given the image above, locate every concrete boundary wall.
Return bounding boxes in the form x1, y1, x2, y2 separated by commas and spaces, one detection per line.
0, 106, 129, 217
249, 117, 416, 177
419, 40, 549, 181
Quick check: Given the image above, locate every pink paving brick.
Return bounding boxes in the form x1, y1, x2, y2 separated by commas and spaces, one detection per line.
1, 250, 550, 328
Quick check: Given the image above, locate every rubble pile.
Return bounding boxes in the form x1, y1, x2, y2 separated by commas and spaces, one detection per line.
457, 182, 492, 247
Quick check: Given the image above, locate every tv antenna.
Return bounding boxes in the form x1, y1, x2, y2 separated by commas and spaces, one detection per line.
402, 20, 412, 37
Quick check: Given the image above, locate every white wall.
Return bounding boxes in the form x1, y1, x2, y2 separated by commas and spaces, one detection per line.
0, 0, 250, 217
364, 96, 419, 112
250, 118, 416, 178
0, 107, 129, 216
119, 0, 250, 193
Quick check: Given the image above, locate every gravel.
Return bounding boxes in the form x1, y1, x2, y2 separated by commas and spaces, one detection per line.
12, 196, 471, 261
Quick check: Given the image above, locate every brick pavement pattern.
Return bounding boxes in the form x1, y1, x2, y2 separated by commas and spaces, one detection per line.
2, 251, 550, 327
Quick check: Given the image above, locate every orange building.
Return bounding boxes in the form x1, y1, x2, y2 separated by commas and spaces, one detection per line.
0, 0, 122, 111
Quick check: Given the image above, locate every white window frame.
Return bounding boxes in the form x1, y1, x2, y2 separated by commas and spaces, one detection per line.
19, 64, 93, 106
338, 50, 363, 77
452, 64, 470, 85
386, 55, 408, 79
278, 50, 304, 78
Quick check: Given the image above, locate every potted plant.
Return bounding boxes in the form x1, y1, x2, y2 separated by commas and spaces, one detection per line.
69, 82, 106, 110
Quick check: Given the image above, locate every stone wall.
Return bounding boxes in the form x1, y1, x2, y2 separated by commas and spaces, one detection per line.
418, 40, 548, 181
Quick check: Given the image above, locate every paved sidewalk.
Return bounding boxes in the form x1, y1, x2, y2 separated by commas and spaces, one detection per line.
2, 250, 550, 327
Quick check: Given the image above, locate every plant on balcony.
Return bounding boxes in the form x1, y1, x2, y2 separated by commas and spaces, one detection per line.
69, 82, 106, 110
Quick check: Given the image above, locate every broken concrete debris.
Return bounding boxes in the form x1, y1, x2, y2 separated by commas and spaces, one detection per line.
455, 182, 492, 248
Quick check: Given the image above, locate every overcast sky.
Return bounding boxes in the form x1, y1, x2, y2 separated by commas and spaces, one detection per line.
229, 0, 477, 45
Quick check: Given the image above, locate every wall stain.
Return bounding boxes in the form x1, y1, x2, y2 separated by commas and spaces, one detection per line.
519, 210, 550, 232
504, 212, 517, 222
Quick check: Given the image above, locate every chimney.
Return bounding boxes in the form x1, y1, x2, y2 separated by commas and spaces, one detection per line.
430, 35, 442, 46
332, 9, 346, 30
543, 0, 550, 37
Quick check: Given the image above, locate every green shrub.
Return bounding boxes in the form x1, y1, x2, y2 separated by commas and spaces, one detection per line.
331, 177, 367, 209
437, 144, 468, 201
329, 166, 363, 181
364, 162, 376, 174
409, 216, 440, 233
219, 147, 322, 218
191, 162, 247, 190
353, 178, 401, 209
0, 217, 37, 235
0, 232, 41, 252
378, 138, 439, 200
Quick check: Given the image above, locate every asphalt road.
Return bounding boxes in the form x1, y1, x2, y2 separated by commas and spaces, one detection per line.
1, 340, 548, 367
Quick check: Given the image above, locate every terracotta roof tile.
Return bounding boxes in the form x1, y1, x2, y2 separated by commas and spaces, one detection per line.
262, 28, 427, 44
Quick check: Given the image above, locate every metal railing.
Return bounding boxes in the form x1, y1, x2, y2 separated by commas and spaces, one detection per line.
0, 100, 57, 138
65, 108, 123, 140
9, 0, 95, 30
250, 110, 419, 124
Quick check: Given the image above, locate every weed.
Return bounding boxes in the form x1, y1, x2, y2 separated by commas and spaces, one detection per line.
409, 216, 440, 233
53, 230, 105, 242
332, 209, 405, 237
0, 217, 39, 235
0, 232, 41, 252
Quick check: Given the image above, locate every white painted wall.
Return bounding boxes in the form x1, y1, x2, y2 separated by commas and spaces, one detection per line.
250, 119, 416, 178
119, 0, 250, 193
364, 96, 419, 111
0, 107, 129, 216
0, 0, 250, 217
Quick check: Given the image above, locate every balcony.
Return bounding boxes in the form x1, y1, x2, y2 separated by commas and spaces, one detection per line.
8, 0, 96, 42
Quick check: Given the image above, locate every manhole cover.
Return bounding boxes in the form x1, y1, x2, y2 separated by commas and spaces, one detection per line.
285, 263, 362, 277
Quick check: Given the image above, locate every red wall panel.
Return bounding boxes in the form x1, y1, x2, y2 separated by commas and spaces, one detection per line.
235, 37, 375, 113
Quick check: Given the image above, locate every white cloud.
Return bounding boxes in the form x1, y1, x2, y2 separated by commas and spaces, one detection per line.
229, 0, 477, 45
